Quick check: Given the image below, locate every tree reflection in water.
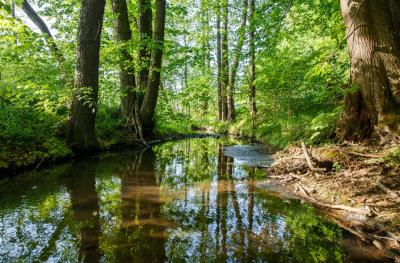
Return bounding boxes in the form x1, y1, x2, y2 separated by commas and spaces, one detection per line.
117, 149, 165, 262
65, 160, 101, 262
0, 138, 392, 263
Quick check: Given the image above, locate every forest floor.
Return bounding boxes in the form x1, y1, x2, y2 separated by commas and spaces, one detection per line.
260, 141, 400, 261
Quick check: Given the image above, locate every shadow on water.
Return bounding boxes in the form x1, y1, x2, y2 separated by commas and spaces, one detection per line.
0, 138, 393, 262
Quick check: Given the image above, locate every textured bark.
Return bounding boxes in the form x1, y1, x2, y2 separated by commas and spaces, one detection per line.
248, 0, 257, 129
338, 0, 400, 140
220, 0, 229, 121
21, 0, 65, 64
140, 0, 166, 134
133, 0, 153, 139
137, 0, 153, 93
112, 0, 136, 122
216, 5, 223, 121
66, 0, 106, 153
227, 0, 248, 122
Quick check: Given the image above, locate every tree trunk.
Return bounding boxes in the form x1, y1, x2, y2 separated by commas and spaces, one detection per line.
140, 0, 166, 134
11, 1, 16, 18
216, 4, 223, 121
133, 0, 153, 139
221, 0, 229, 121
338, 0, 400, 141
112, 0, 136, 123
21, 0, 65, 65
66, 0, 106, 154
248, 0, 257, 129
227, 0, 248, 122
137, 0, 152, 93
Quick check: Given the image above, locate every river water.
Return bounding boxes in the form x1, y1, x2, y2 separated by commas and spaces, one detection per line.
0, 138, 391, 262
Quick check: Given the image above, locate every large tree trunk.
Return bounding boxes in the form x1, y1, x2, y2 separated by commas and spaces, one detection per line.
338, 0, 400, 141
21, 0, 66, 65
216, 4, 223, 121
111, 0, 136, 123
66, 0, 106, 154
248, 0, 257, 129
227, 0, 248, 122
140, 0, 166, 134
220, 0, 229, 122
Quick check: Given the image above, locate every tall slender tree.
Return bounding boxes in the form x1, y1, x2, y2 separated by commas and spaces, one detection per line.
216, 2, 223, 121
338, 0, 400, 141
248, 0, 256, 129
66, 0, 106, 153
220, 0, 229, 121
134, 0, 153, 138
140, 0, 167, 133
137, 0, 153, 94
227, 0, 248, 122
112, 0, 136, 123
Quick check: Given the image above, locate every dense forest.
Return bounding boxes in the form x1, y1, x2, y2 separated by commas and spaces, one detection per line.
1, 0, 399, 168
1, 0, 400, 261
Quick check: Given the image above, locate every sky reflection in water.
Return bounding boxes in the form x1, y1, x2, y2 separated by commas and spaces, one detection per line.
0, 138, 390, 262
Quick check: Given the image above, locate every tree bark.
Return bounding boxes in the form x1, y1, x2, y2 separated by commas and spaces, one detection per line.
227, 0, 248, 122
66, 0, 106, 154
137, 0, 153, 93
111, 0, 136, 122
140, 0, 166, 134
248, 0, 257, 129
338, 0, 400, 141
216, 4, 223, 121
11, 1, 16, 18
133, 0, 153, 139
221, 0, 229, 121
21, 0, 65, 64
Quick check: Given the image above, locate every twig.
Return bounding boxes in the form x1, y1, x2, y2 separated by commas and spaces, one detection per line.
34, 158, 45, 171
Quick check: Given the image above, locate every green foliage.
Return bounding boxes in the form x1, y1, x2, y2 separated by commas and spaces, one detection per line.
307, 109, 341, 144
0, 0, 352, 169
385, 146, 400, 167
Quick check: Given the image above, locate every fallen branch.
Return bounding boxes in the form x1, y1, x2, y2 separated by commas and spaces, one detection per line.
377, 180, 399, 199
347, 151, 383, 158
301, 140, 326, 172
296, 184, 372, 216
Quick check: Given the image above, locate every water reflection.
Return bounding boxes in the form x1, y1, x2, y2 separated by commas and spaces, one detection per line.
65, 160, 101, 262
117, 149, 166, 263
0, 138, 391, 263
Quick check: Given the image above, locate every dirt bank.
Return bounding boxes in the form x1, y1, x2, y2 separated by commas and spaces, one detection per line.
260, 142, 400, 261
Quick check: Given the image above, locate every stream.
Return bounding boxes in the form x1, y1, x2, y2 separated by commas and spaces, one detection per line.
0, 138, 392, 262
